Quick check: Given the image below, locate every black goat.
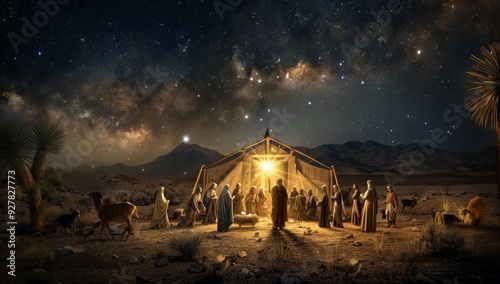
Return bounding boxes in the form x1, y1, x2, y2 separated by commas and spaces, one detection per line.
58, 208, 80, 236
401, 195, 420, 213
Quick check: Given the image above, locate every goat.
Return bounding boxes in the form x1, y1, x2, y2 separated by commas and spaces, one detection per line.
460, 196, 485, 226
87, 192, 138, 241
58, 208, 80, 236
380, 208, 386, 219
401, 194, 420, 213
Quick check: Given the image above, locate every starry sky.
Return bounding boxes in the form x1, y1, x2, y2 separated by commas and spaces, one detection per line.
1, 0, 498, 167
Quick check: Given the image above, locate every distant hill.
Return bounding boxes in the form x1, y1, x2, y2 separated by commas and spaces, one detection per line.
97, 141, 496, 179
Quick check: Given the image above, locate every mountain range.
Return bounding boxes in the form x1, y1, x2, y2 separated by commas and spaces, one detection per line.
97, 140, 496, 179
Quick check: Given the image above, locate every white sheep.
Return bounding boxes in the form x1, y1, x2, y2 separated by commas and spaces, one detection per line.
460, 196, 486, 226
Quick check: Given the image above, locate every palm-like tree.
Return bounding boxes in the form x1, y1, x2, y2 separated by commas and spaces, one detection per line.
466, 42, 500, 209
0, 122, 64, 232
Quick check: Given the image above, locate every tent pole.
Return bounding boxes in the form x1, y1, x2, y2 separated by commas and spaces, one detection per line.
192, 164, 205, 194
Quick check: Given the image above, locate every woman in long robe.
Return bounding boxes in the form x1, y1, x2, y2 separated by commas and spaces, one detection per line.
232, 183, 244, 215
150, 186, 170, 229
218, 184, 234, 232
178, 187, 205, 228
305, 188, 317, 220
202, 182, 218, 225
288, 187, 299, 219
318, 185, 330, 228
332, 185, 344, 228
295, 188, 307, 221
351, 184, 361, 226
360, 180, 378, 232
245, 186, 257, 215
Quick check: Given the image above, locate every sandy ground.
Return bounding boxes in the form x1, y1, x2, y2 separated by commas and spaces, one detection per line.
2, 181, 500, 284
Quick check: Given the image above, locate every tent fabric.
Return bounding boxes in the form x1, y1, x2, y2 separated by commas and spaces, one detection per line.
198, 135, 338, 203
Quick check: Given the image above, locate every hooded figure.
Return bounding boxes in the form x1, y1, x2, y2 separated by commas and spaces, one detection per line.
150, 186, 170, 229
318, 185, 330, 228
360, 180, 378, 232
351, 184, 362, 226
305, 188, 317, 220
232, 183, 244, 215
332, 185, 344, 228
178, 187, 204, 228
202, 182, 218, 225
271, 178, 288, 230
218, 184, 234, 232
245, 186, 257, 215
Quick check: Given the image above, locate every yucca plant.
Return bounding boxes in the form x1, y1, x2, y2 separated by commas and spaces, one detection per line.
466, 42, 500, 210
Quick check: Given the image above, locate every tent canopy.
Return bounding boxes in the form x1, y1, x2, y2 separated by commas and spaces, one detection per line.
193, 130, 340, 198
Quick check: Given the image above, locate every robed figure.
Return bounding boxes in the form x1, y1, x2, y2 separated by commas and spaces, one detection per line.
384, 185, 398, 228
232, 183, 244, 215
202, 182, 218, 225
256, 186, 268, 212
318, 185, 330, 228
178, 187, 205, 228
217, 184, 234, 232
305, 188, 317, 220
271, 178, 288, 230
288, 187, 299, 219
360, 180, 378, 232
332, 185, 344, 228
150, 186, 170, 229
245, 186, 257, 215
351, 184, 362, 226
295, 189, 307, 221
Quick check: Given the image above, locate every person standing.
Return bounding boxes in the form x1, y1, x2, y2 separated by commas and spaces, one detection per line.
202, 182, 218, 225
232, 183, 244, 215
318, 185, 330, 228
217, 184, 234, 232
256, 186, 268, 213
351, 184, 361, 226
360, 180, 377, 232
332, 185, 344, 228
305, 188, 317, 220
295, 188, 307, 221
245, 186, 257, 215
150, 186, 170, 229
178, 187, 205, 228
288, 186, 299, 219
271, 178, 288, 230
384, 185, 398, 228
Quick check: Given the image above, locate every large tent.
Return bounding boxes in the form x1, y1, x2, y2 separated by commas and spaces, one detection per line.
193, 130, 340, 200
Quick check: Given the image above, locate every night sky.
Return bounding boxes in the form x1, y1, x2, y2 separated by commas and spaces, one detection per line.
1, 0, 498, 167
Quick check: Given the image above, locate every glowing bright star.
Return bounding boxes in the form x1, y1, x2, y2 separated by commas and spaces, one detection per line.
257, 79, 262, 83
250, 77, 254, 81
308, 101, 312, 105
183, 135, 190, 143
244, 115, 249, 119
37, 51, 42, 56
417, 50, 421, 55
361, 81, 365, 84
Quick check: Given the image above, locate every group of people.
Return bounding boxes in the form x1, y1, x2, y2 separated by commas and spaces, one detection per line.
149, 178, 399, 233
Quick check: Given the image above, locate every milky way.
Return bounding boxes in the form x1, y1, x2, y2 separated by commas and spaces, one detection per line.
1, 0, 498, 166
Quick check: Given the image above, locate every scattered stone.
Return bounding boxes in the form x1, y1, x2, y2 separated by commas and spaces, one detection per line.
256, 238, 262, 242
411, 227, 421, 232
187, 262, 206, 273
64, 245, 84, 254
111, 225, 127, 235
112, 254, 119, 259
410, 219, 418, 222
239, 251, 248, 258
32, 232, 42, 238
155, 257, 169, 268
136, 275, 150, 283
253, 232, 259, 237
75, 226, 95, 237
140, 255, 147, 262
128, 256, 139, 264
241, 268, 249, 275
352, 241, 362, 246
344, 234, 354, 239
213, 235, 222, 240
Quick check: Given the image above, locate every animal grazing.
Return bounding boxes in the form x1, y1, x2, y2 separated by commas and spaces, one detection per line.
401, 194, 420, 213
58, 208, 80, 236
433, 211, 460, 225
87, 192, 138, 241
460, 196, 485, 226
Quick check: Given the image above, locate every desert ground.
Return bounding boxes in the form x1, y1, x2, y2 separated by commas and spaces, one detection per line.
1, 173, 499, 284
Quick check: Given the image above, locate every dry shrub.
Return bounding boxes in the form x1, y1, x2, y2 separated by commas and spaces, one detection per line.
422, 221, 466, 256
30, 246, 56, 271
383, 236, 424, 283
320, 241, 362, 283
168, 232, 204, 260
114, 189, 131, 202
131, 192, 152, 206
44, 206, 62, 233
374, 230, 388, 253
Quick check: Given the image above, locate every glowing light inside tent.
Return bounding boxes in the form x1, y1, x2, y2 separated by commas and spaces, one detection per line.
261, 160, 274, 173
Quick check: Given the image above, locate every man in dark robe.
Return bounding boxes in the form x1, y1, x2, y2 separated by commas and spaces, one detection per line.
271, 178, 288, 230
217, 184, 234, 232
305, 188, 317, 220
318, 185, 330, 228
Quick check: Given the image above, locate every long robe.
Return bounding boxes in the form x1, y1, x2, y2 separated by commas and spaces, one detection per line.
385, 191, 398, 226
360, 188, 377, 232
217, 185, 234, 231
202, 188, 218, 224
245, 192, 257, 215
332, 191, 344, 228
295, 194, 307, 221
256, 190, 268, 210
232, 189, 244, 215
288, 189, 299, 219
318, 194, 330, 228
305, 194, 317, 220
178, 192, 204, 228
271, 184, 288, 228
351, 189, 361, 226
150, 187, 170, 229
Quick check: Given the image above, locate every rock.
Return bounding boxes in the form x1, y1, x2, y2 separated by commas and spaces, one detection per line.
136, 275, 150, 283
63, 245, 84, 254
410, 219, 418, 222
344, 234, 354, 239
256, 238, 262, 242
111, 225, 127, 235
352, 241, 362, 246
140, 255, 147, 262
128, 256, 139, 264
112, 254, 119, 259
213, 235, 222, 240
187, 262, 206, 273
241, 268, 249, 275
253, 232, 259, 237
155, 257, 169, 268
411, 227, 421, 232
239, 251, 248, 258
32, 232, 42, 238
75, 226, 95, 236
